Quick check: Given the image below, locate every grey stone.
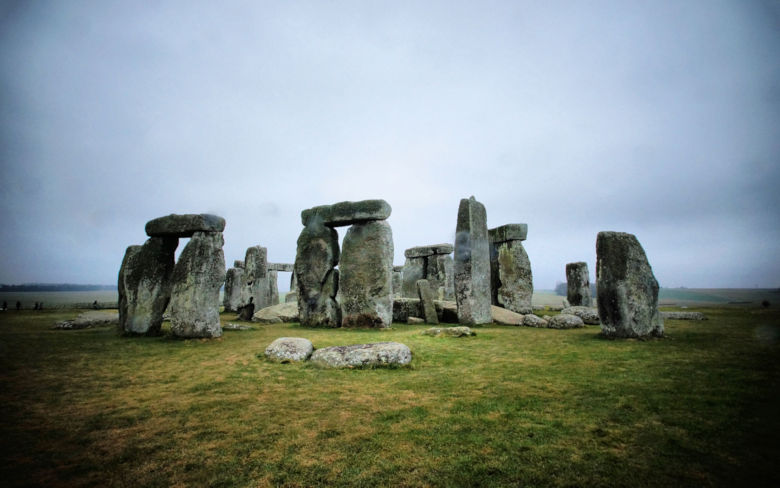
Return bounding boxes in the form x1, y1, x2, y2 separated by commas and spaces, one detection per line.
407, 316, 425, 325
145, 213, 225, 237
454, 196, 492, 325
417, 279, 439, 324
243, 246, 271, 310
433, 300, 459, 323
223, 267, 244, 312
404, 243, 454, 258
561, 306, 600, 325
491, 305, 525, 325
53, 310, 119, 330
169, 231, 225, 338
488, 224, 527, 243
268, 270, 279, 305
310, 342, 412, 368
393, 298, 422, 322
427, 253, 455, 300
522, 314, 549, 328
252, 302, 299, 324
223, 323, 252, 330
566, 262, 592, 307
268, 262, 294, 272
301, 199, 391, 227
234, 260, 245, 268
118, 237, 177, 335
339, 220, 394, 328
596, 231, 664, 338
285, 291, 298, 303
295, 219, 341, 327
392, 268, 402, 298
401, 257, 426, 298
490, 237, 533, 314
393, 265, 405, 272
661, 311, 707, 320
264, 337, 313, 362
422, 326, 475, 337
547, 313, 585, 329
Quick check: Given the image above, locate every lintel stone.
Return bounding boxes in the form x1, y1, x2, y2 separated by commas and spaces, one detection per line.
146, 213, 225, 237
301, 199, 391, 227
404, 243, 454, 258
268, 262, 294, 272
488, 224, 527, 243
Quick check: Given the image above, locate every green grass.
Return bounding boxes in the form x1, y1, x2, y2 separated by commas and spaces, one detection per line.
0, 307, 778, 487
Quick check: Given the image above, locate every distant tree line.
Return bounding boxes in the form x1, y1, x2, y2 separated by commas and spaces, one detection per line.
0, 284, 117, 292
554, 282, 597, 297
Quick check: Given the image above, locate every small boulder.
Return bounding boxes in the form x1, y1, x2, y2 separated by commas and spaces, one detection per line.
491, 305, 525, 325
522, 314, 549, 328
561, 306, 600, 325
310, 342, 412, 368
252, 302, 299, 324
422, 326, 475, 337
407, 316, 425, 325
547, 313, 585, 329
264, 337, 314, 362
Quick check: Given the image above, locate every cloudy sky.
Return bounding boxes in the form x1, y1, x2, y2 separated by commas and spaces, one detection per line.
1, 0, 778, 290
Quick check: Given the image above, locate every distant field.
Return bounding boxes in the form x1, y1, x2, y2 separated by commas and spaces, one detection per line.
0, 290, 119, 309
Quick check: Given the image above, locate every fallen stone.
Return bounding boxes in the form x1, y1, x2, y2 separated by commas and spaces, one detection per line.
145, 213, 225, 237
488, 223, 527, 243
252, 302, 299, 324
522, 314, 549, 328
53, 310, 119, 330
561, 306, 600, 325
407, 316, 425, 325
490, 305, 525, 325
301, 199, 391, 227
661, 311, 707, 320
295, 220, 341, 327
393, 298, 422, 322
310, 342, 412, 368
417, 279, 439, 324
433, 300, 459, 323
404, 243, 454, 258
264, 337, 314, 362
454, 196, 492, 325
566, 261, 592, 307
422, 326, 475, 337
547, 313, 585, 329
596, 231, 664, 338
223, 323, 252, 331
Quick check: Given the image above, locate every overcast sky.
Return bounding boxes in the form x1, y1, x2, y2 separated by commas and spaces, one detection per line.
1, 0, 779, 290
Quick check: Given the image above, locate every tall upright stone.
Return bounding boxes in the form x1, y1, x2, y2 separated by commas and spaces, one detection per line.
267, 270, 279, 305
118, 236, 177, 335
417, 279, 439, 325
392, 266, 403, 298
243, 246, 271, 310
295, 219, 341, 327
339, 220, 394, 327
566, 261, 591, 307
596, 231, 664, 338
489, 224, 533, 314
454, 196, 492, 325
169, 231, 225, 338
223, 266, 244, 312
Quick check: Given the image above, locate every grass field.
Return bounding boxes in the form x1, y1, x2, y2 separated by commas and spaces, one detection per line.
0, 306, 778, 487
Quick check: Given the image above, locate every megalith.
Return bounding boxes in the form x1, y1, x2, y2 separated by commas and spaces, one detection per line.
402, 244, 454, 300
417, 279, 439, 325
489, 224, 533, 314
339, 220, 394, 327
118, 236, 177, 335
566, 261, 591, 307
223, 266, 244, 312
596, 231, 664, 338
145, 213, 225, 237
169, 231, 226, 338
392, 266, 403, 298
243, 246, 271, 310
301, 199, 391, 227
454, 196, 492, 325
294, 219, 341, 327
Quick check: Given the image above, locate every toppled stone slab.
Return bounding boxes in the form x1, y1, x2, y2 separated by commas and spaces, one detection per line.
268, 263, 294, 272
407, 316, 425, 325
661, 311, 707, 320
422, 326, 475, 337
491, 305, 525, 325
264, 337, 314, 362
561, 306, 600, 325
145, 213, 225, 237
310, 342, 412, 368
301, 199, 391, 227
454, 196, 492, 325
53, 310, 119, 330
223, 323, 252, 331
522, 314, 549, 328
547, 313, 586, 329
405, 244, 454, 258
252, 302, 299, 324
488, 224, 528, 243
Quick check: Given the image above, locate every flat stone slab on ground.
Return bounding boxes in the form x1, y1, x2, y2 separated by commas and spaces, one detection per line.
547, 313, 585, 329
489, 224, 528, 243
661, 311, 707, 320
301, 199, 391, 227
264, 337, 314, 362
145, 213, 225, 237
53, 310, 119, 330
252, 302, 299, 324
491, 305, 525, 325
422, 326, 475, 337
561, 306, 600, 324
310, 342, 412, 368
404, 244, 454, 258
223, 323, 253, 330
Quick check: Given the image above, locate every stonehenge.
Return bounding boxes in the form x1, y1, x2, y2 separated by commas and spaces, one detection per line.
401, 244, 454, 301
454, 196, 492, 325
489, 224, 533, 314
226, 257, 293, 317
566, 261, 591, 307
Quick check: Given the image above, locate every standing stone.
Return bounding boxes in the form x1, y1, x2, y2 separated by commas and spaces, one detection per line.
401, 257, 426, 298
427, 252, 455, 300
339, 220, 394, 327
392, 266, 403, 298
489, 224, 533, 314
267, 270, 279, 305
417, 279, 439, 325
243, 246, 271, 310
118, 236, 177, 335
566, 262, 591, 307
454, 196, 492, 325
401, 245, 455, 300
596, 231, 664, 338
169, 231, 225, 338
295, 219, 341, 327
223, 266, 244, 312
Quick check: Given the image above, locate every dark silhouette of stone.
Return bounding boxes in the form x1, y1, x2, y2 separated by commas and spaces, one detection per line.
566, 261, 591, 307
454, 196, 492, 325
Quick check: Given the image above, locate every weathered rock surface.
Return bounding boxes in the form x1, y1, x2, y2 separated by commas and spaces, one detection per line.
145, 213, 225, 237
118, 237, 177, 335
407, 317, 425, 325
404, 243, 454, 258
223, 267, 244, 312
223, 323, 252, 330
285, 291, 298, 303
243, 246, 272, 310
489, 224, 528, 243
53, 310, 119, 330
267, 270, 280, 306
417, 279, 439, 324
295, 220, 341, 327
392, 268, 402, 298
596, 231, 664, 338
301, 199, 391, 227
433, 300, 459, 324
310, 342, 412, 368
338, 220, 394, 328
252, 302, 299, 324
401, 256, 425, 298
661, 311, 707, 320
264, 337, 314, 362
491, 305, 525, 325
393, 298, 422, 322
234, 260, 245, 268
427, 253, 455, 300
566, 262, 592, 307
422, 326, 475, 337
169, 231, 225, 338
268, 262, 294, 272
454, 196, 492, 325
522, 314, 549, 328
561, 306, 600, 325
490, 239, 533, 314
547, 313, 585, 329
